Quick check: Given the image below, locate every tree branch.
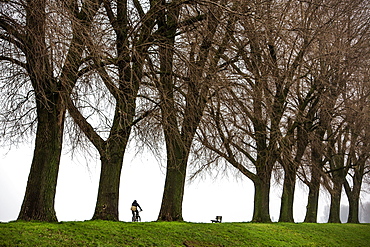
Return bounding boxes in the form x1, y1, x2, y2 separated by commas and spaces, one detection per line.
66, 96, 106, 154
0, 17, 26, 52
0, 55, 27, 69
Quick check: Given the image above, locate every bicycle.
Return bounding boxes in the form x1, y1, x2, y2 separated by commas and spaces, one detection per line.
132, 210, 142, 222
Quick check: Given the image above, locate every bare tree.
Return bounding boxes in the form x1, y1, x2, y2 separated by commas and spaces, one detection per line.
194, 0, 323, 222
193, 0, 370, 223
145, 0, 236, 221
306, 0, 370, 223
345, 75, 370, 223
332, 55, 370, 223
344, 119, 370, 223
0, 0, 102, 221
64, 0, 161, 221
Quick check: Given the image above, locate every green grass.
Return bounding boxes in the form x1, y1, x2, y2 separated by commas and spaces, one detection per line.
0, 221, 369, 246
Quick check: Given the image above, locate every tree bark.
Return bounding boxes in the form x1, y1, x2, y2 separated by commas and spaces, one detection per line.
157, 78, 189, 221
16, 0, 102, 222
304, 179, 320, 223
18, 97, 65, 222
345, 180, 360, 224
304, 111, 326, 223
92, 147, 125, 221
279, 124, 310, 222
304, 155, 321, 223
17, 0, 63, 222
158, 139, 188, 221
155, 0, 186, 221
344, 134, 366, 223
328, 183, 343, 223
67, 0, 153, 221
278, 167, 296, 222
327, 130, 349, 223
344, 160, 364, 223
156, 1, 226, 220
92, 93, 135, 220
252, 175, 272, 223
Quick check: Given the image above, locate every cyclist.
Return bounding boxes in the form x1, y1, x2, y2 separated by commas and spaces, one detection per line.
131, 200, 143, 219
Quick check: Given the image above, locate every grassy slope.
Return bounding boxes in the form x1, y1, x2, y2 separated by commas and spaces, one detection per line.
0, 221, 369, 246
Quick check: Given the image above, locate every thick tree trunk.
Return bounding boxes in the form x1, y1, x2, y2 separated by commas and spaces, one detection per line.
346, 152, 366, 223
92, 149, 125, 221
158, 136, 188, 221
304, 176, 320, 223
327, 139, 348, 223
328, 183, 342, 223
156, 0, 224, 222
253, 181, 272, 223
17, 0, 65, 222
252, 171, 272, 223
92, 91, 135, 221
279, 123, 309, 222
18, 98, 65, 222
155, 0, 185, 221
87, 0, 145, 221
16, 0, 100, 222
347, 191, 360, 224
158, 161, 187, 221
345, 166, 363, 223
279, 167, 296, 222
305, 127, 324, 223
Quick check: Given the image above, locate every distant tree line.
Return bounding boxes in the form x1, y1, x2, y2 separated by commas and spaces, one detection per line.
1, 0, 369, 223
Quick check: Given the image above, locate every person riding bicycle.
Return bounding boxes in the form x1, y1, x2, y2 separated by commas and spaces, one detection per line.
131, 200, 142, 218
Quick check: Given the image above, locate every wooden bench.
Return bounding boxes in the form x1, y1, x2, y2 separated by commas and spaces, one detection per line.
211, 216, 222, 223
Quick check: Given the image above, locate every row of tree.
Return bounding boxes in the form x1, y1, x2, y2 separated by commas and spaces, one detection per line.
1, 0, 369, 223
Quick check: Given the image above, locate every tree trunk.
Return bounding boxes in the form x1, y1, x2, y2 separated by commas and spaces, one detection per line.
347, 188, 360, 224
252, 170, 272, 223
328, 183, 342, 223
305, 126, 325, 223
155, 0, 186, 221
92, 148, 125, 221
304, 176, 320, 223
327, 132, 348, 223
253, 179, 272, 223
158, 134, 188, 221
18, 97, 65, 222
17, 0, 64, 222
279, 166, 296, 222
92, 89, 136, 220
158, 161, 187, 221
279, 121, 309, 222
345, 163, 364, 223
156, 0, 224, 222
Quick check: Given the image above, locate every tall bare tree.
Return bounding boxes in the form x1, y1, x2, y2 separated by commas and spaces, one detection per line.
0, 0, 101, 221
344, 64, 370, 223
65, 0, 160, 221
305, 0, 370, 223
149, 0, 235, 221
194, 0, 370, 223
195, 0, 321, 222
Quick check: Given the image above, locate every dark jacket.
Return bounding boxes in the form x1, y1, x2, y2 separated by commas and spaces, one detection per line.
132, 200, 142, 211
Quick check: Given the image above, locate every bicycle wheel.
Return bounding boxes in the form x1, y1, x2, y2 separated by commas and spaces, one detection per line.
132, 215, 137, 222
137, 216, 141, 222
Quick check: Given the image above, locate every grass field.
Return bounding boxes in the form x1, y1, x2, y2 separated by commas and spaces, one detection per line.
0, 220, 369, 246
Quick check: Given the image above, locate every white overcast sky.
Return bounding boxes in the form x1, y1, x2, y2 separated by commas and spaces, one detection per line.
1, 144, 369, 223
